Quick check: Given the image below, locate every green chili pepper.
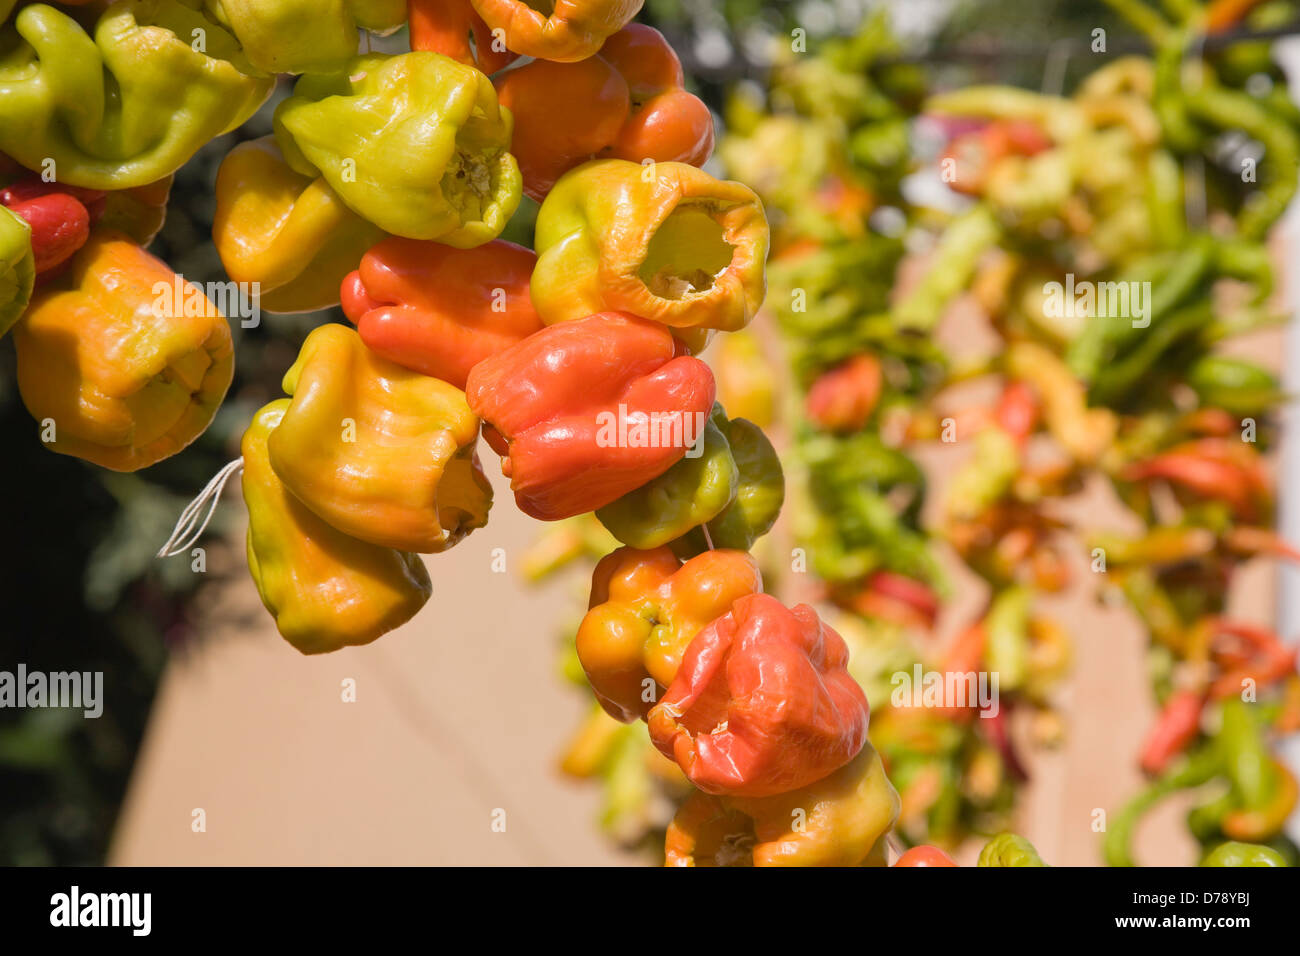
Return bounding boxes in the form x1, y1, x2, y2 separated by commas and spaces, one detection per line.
1089, 302, 1214, 406
1104, 746, 1221, 867
894, 205, 1001, 332
1186, 355, 1283, 417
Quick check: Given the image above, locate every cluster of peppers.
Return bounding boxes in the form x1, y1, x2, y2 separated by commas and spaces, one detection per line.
0, 0, 980, 867
915, 0, 1299, 864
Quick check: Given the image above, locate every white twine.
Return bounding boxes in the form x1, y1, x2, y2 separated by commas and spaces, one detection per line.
156, 458, 244, 558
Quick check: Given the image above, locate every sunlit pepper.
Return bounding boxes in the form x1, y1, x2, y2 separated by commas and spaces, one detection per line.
576, 545, 762, 722
0, 2, 272, 189
340, 236, 542, 390
266, 324, 492, 553
469, 0, 643, 62
495, 23, 713, 201
12, 231, 233, 471
242, 400, 431, 655
0, 204, 33, 337
531, 159, 769, 338
273, 52, 521, 245
408, 0, 518, 73
664, 742, 898, 867
466, 311, 717, 520
648, 593, 870, 797
205, 0, 406, 74
213, 137, 385, 315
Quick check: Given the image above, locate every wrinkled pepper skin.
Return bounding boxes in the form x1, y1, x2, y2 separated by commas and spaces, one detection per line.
495, 23, 713, 201
466, 311, 717, 521
0, 204, 34, 338
595, 406, 737, 550
648, 593, 870, 797
1201, 841, 1288, 867
242, 400, 431, 655
267, 324, 492, 554
273, 52, 521, 246
576, 546, 762, 722
408, 0, 518, 74
664, 742, 898, 867
13, 231, 233, 470
531, 159, 769, 337
205, 0, 406, 75
470, 0, 643, 63
0, 2, 272, 190
977, 832, 1047, 866
340, 236, 543, 389
214, 137, 385, 315
672, 406, 784, 555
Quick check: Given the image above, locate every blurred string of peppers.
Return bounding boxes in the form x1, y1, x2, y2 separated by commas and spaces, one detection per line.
526, 0, 1300, 864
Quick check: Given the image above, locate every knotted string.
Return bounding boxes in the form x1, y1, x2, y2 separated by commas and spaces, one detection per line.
156, 458, 244, 558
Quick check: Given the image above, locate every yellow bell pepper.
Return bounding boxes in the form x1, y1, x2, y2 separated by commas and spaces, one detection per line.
531, 159, 769, 336
266, 324, 492, 554
242, 399, 432, 655
273, 52, 521, 246
203, 0, 406, 75
664, 742, 899, 867
0, 1, 273, 190
13, 230, 233, 471
0, 203, 34, 338
213, 137, 385, 314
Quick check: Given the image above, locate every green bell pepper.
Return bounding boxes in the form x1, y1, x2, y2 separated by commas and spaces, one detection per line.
0, 204, 33, 338
273, 52, 521, 246
0, 1, 272, 190
595, 407, 738, 551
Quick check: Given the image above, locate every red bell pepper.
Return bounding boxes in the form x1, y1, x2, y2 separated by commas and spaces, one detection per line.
341, 237, 543, 390
466, 311, 716, 520
894, 845, 959, 867
494, 23, 713, 200
647, 593, 870, 797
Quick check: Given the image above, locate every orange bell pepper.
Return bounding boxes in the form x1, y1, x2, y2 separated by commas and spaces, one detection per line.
13, 231, 233, 471
466, 311, 716, 520
408, 0, 518, 73
340, 236, 543, 390
495, 23, 713, 201
576, 545, 762, 721
266, 324, 492, 553
648, 593, 871, 797
468, 0, 643, 63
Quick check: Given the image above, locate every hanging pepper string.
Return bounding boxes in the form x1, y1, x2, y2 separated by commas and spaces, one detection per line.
156, 458, 244, 558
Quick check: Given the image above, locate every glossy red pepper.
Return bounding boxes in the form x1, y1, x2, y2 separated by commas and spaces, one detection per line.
466, 311, 716, 520
647, 593, 870, 797
0, 177, 104, 277
894, 845, 959, 867
341, 237, 543, 390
